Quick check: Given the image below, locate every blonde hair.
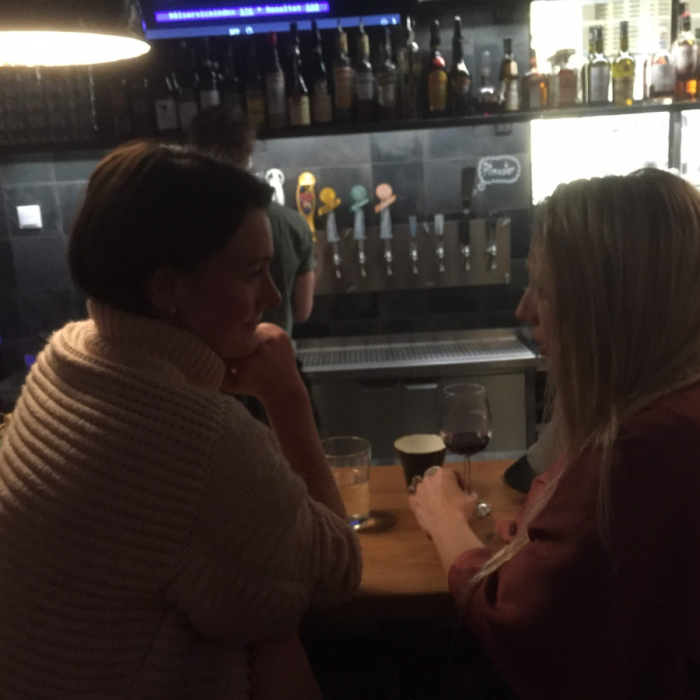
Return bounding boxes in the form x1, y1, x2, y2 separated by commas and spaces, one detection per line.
473, 169, 700, 583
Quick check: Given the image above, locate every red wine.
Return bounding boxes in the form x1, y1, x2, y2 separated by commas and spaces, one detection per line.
442, 431, 490, 456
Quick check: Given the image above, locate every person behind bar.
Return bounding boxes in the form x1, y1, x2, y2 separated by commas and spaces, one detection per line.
0, 142, 361, 699
410, 169, 700, 699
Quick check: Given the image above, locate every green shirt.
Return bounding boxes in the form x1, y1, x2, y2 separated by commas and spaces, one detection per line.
263, 202, 316, 337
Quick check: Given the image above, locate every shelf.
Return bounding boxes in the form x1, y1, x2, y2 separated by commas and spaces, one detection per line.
1, 99, 700, 157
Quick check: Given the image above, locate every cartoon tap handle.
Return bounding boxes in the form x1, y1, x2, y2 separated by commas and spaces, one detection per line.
375, 184, 396, 276
350, 185, 370, 277
265, 169, 286, 206
319, 187, 343, 280
296, 172, 317, 241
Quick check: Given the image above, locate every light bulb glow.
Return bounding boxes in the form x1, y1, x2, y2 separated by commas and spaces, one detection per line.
0, 32, 150, 67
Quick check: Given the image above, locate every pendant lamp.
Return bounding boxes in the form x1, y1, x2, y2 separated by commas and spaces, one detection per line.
0, 0, 150, 66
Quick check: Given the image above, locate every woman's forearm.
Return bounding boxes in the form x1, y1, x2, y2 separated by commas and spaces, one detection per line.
264, 386, 347, 520
430, 512, 486, 574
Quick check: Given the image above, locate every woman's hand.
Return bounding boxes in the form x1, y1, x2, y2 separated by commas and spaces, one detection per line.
222, 323, 306, 407
409, 467, 477, 538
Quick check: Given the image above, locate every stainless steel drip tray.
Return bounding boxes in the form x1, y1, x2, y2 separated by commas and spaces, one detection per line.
296, 329, 538, 377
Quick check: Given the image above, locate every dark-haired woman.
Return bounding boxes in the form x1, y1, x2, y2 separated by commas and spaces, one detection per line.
0, 142, 361, 698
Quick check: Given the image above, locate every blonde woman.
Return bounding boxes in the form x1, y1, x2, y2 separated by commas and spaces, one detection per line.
410, 169, 700, 699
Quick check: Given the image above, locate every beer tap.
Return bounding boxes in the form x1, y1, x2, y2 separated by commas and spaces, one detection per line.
319, 187, 343, 280
486, 210, 498, 272
350, 185, 370, 278
434, 213, 446, 274
409, 215, 419, 275
460, 167, 476, 272
296, 172, 317, 242
265, 168, 286, 205
375, 183, 397, 277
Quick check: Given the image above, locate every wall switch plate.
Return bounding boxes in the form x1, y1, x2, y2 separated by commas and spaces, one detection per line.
17, 205, 43, 230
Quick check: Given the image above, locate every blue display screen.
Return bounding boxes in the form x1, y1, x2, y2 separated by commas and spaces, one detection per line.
155, 2, 330, 23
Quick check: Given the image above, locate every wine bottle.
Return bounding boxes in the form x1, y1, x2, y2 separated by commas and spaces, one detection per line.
588, 26, 611, 105
427, 19, 448, 116
449, 16, 472, 117
198, 38, 221, 110
499, 37, 519, 111
288, 25, 310, 126
175, 40, 199, 132
266, 32, 287, 129
673, 3, 697, 99
377, 27, 398, 121
333, 20, 354, 123
355, 20, 376, 123
582, 27, 596, 104
475, 50, 499, 114
396, 17, 421, 120
649, 32, 675, 103
310, 20, 332, 124
612, 21, 635, 106
220, 40, 244, 117
246, 40, 266, 126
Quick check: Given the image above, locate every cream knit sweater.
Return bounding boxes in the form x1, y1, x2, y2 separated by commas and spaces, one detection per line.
0, 301, 362, 699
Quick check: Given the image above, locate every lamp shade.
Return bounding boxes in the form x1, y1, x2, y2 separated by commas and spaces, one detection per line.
0, 0, 150, 66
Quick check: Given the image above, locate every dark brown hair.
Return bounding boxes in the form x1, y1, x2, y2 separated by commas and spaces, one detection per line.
68, 141, 271, 315
188, 106, 257, 167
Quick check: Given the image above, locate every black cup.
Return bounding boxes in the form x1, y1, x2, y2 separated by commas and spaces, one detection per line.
394, 434, 447, 487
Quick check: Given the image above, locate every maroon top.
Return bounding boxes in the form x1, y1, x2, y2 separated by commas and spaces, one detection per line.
449, 383, 700, 699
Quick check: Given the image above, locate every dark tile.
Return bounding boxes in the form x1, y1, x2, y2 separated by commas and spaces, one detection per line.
0, 241, 16, 292
315, 165, 373, 230
259, 135, 320, 169
428, 286, 480, 314
510, 258, 529, 295
510, 211, 533, 260
278, 167, 322, 218
426, 122, 530, 160
56, 182, 87, 237
479, 310, 518, 329
0, 156, 55, 186
371, 162, 425, 222
17, 290, 74, 338
424, 158, 477, 217
0, 293, 22, 343
427, 312, 481, 332
11, 237, 69, 291
3, 185, 63, 237
0, 189, 8, 239
472, 153, 532, 212
427, 127, 472, 161
315, 134, 371, 167
369, 131, 424, 164
53, 152, 103, 182
378, 289, 431, 317
329, 292, 378, 321
479, 281, 525, 314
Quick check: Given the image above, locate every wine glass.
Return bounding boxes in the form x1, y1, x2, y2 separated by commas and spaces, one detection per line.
440, 383, 493, 519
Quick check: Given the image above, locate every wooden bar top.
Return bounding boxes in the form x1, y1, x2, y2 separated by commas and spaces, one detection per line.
357, 460, 527, 598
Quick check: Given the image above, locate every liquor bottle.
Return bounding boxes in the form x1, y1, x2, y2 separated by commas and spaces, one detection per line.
449, 16, 472, 117
427, 20, 448, 116
673, 3, 697, 99
499, 37, 519, 111
377, 27, 398, 121
522, 47, 547, 110
266, 32, 287, 129
220, 40, 245, 117
310, 20, 332, 124
246, 41, 266, 126
153, 46, 179, 136
333, 20, 354, 123
198, 38, 221, 110
649, 33, 675, 102
548, 49, 576, 108
175, 40, 199, 132
588, 26, 611, 105
355, 20, 376, 122
612, 21, 635, 106
581, 27, 596, 104
396, 16, 421, 120
475, 50, 499, 114
288, 28, 311, 126
130, 63, 157, 137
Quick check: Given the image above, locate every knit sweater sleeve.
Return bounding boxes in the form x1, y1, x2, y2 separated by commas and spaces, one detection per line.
166, 399, 362, 647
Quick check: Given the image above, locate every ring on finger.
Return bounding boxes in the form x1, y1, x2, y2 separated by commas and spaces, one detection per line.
408, 475, 422, 495
423, 465, 441, 478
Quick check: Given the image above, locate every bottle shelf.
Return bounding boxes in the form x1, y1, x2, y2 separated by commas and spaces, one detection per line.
1, 99, 699, 156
